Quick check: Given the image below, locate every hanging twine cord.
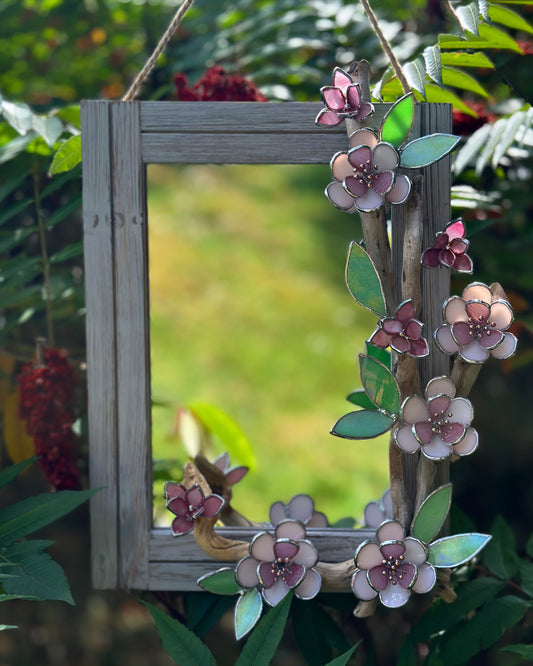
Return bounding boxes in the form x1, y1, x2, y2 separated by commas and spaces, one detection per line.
122, 0, 196, 102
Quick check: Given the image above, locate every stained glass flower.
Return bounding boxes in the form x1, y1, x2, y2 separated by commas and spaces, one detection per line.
421, 218, 473, 273
364, 489, 393, 528
351, 520, 436, 608
212, 452, 248, 487
326, 128, 412, 213
368, 300, 429, 358
394, 376, 478, 460
315, 67, 374, 127
235, 520, 322, 606
165, 482, 224, 536
269, 494, 328, 527
435, 282, 517, 364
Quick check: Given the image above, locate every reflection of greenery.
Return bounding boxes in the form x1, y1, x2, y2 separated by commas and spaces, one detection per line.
148, 164, 389, 524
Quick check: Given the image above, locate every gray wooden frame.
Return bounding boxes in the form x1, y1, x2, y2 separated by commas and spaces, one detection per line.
81, 100, 451, 590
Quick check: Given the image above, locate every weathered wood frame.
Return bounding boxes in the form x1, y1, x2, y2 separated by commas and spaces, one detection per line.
81, 100, 451, 590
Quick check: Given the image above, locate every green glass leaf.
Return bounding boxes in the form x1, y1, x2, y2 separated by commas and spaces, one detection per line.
365, 341, 391, 368
345, 241, 386, 316
411, 484, 452, 543
346, 390, 377, 410
428, 533, 491, 568
235, 588, 263, 640
400, 133, 461, 168
141, 601, 216, 666
197, 567, 241, 595
359, 354, 400, 415
423, 45, 442, 85
380, 93, 415, 148
440, 51, 494, 68
331, 410, 394, 440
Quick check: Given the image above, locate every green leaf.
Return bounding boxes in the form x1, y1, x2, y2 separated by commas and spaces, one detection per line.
489, 4, 533, 33
141, 601, 216, 666
365, 341, 391, 368
235, 588, 263, 640
44, 195, 82, 229
0, 550, 73, 604
453, 123, 492, 175
188, 402, 256, 469
439, 23, 523, 53
380, 93, 415, 148
186, 594, 235, 638
411, 484, 452, 543
0, 285, 42, 310
423, 45, 442, 85
501, 644, 533, 659
49, 241, 84, 264
491, 111, 527, 169
428, 533, 491, 568
1, 101, 34, 135
292, 600, 351, 666
482, 515, 518, 579
330, 410, 394, 440
475, 118, 508, 174
0, 625, 17, 631
479, 0, 489, 21
49, 135, 82, 176
0, 134, 36, 164
0, 458, 38, 491
441, 67, 489, 97
0, 488, 98, 546
0, 198, 34, 228
438, 596, 527, 664
235, 592, 291, 666
359, 355, 400, 415
32, 115, 64, 148
324, 642, 360, 666
518, 559, 533, 598
346, 390, 377, 410
403, 60, 427, 97
400, 134, 461, 168
440, 51, 494, 68
455, 2, 480, 35
345, 242, 386, 316
197, 567, 241, 595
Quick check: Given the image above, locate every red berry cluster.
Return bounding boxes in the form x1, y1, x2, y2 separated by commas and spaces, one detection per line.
174, 65, 268, 102
452, 102, 498, 136
18, 347, 80, 490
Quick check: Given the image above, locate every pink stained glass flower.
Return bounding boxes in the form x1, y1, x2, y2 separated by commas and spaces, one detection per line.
364, 489, 393, 528
269, 494, 328, 528
212, 452, 248, 487
325, 128, 412, 213
235, 520, 322, 606
421, 218, 473, 273
435, 282, 517, 364
351, 520, 437, 608
368, 300, 429, 358
165, 482, 224, 536
394, 376, 479, 460
315, 67, 374, 127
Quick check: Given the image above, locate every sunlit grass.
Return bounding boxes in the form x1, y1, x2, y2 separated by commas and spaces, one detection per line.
148, 164, 390, 524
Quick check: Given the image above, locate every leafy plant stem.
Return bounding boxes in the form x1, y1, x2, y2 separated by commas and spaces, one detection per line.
359, 0, 410, 95
474, 564, 529, 597
32, 164, 54, 349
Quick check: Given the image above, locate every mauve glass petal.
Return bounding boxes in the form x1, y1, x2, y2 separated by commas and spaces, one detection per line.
452, 321, 473, 346
269, 501, 286, 526
397, 563, 417, 588
357, 102, 374, 120
434, 234, 449, 251
258, 561, 277, 588
213, 452, 229, 471
262, 579, 290, 607
251, 532, 275, 562
167, 496, 188, 517
390, 335, 410, 354
316, 108, 343, 126
382, 319, 404, 335
428, 395, 451, 418
294, 540, 319, 568
368, 566, 389, 592
402, 395, 430, 424
403, 538, 428, 566
377, 521, 405, 543
284, 562, 305, 588
459, 340, 490, 363
349, 128, 378, 149
448, 397, 473, 425
348, 146, 372, 169
236, 556, 260, 588
446, 219, 465, 240
439, 248, 455, 267
333, 67, 352, 89
444, 296, 468, 324
226, 466, 248, 485
462, 282, 492, 303
414, 422, 433, 446
422, 436, 451, 460
344, 175, 367, 197
435, 325, 459, 354
287, 495, 314, 523
323, 86, 345, 111
171, 515, 194, 536
373, 142, 399, 170
186, 485, 204, 508
355, 188, 384, 211
306, 511, 328, 528
426, 376, 455, 400
364, 501, 384, 527
165, 482, 186, 500
202, 494, 224, 518
411, 563, 437, 594
331, 152, 353, 181
385, 173, 411, 204
465, 300, 491, 323
352, 570, 378, 601
380, 582, 411, 608
394, 425, 421, 454
356, 542, 382, 569
441, 421, 465, 445
454, 250, 474, 272
409, 337, 429, 357
490, 300, 513, 330
404, 319, 422, 339
478, 326, 503, 349
453, 427, 479, 456
276, 520, 306, 542
369, 327, 392, 348
422, 248, 440, 267
372, 170, 394, 195
449, 238, 468, 255
490, 331, 517, 359
273, 540, 299, 561
346, 84, 360, 108
326, 181, 355, 210
295, 568, 322, 600
396, 300, 417, 323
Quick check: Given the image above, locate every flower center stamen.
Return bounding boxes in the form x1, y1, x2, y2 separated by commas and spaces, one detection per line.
467, 314, 496, 339
270, 556, 292, 583
381, 554, 407, 586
